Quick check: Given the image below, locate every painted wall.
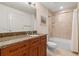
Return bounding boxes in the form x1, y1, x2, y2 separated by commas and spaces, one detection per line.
0, 4, 35, 33
36, 3, 48, 34
48, 11, 54, 37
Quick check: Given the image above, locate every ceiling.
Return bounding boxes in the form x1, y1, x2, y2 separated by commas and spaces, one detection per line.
0, 2, 36, 14
41, 2, 77, 12
0, 2, 77, 14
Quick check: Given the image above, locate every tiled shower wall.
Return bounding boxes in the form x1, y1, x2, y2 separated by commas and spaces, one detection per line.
48, 10, 73, 39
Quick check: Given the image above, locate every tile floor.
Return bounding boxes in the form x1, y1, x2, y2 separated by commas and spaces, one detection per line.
47, 47, 78, 56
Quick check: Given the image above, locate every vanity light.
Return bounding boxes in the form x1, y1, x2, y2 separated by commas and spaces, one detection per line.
25, 2, 36, 7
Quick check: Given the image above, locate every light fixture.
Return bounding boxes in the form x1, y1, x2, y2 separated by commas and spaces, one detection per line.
25, 2, 36, 7
60, 6, 63, 10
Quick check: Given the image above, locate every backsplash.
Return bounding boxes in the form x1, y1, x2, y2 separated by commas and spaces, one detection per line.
0, 31, 37, 38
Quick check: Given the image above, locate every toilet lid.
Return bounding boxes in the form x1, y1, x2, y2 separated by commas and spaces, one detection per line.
47, 42, 56, 46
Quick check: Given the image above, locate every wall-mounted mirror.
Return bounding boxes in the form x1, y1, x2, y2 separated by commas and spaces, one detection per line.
0, 2, 36, 33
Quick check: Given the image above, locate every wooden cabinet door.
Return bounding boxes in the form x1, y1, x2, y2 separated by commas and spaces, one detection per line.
29, 37, 40, 56
39, 36, 47, 56
39, 44, 47, 56
29, 45, 39, 56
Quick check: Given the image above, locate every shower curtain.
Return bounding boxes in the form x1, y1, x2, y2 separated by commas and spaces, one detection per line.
71, 9, 78, 52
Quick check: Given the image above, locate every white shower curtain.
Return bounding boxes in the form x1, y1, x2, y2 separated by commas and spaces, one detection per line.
71, 9, 78, 52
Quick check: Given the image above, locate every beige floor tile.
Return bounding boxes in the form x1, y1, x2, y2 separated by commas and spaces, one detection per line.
47, 48, 78, 56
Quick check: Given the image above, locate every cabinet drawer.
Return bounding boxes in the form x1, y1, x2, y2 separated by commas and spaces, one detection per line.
30, 37, 40, 46
40, 36, 47, 39
41, 38, 46, 42
40, 36, 47, 42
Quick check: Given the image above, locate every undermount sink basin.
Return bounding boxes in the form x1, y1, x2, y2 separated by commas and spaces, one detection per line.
29, 35, 39, 37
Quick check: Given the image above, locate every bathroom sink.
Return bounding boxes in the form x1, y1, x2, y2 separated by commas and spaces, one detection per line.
29, 35, 39, 37
0, 35, 39, 42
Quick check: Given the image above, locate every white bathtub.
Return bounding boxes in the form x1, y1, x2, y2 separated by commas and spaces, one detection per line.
48, 37, 71, 51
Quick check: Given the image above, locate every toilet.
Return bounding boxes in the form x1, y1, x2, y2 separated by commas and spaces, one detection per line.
47, 41, 57, 49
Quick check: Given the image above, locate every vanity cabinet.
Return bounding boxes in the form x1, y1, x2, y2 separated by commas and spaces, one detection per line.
0, 40, 29, 56
29, 35, 47, 56
0, 35, 47, 56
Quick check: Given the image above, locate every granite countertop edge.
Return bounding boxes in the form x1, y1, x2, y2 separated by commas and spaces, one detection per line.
0, 34, 47, 48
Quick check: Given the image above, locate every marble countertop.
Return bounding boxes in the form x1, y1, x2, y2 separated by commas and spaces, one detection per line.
0, 34, 46, 48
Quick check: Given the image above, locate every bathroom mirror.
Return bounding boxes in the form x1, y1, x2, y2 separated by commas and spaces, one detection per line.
0, 2, 36, 33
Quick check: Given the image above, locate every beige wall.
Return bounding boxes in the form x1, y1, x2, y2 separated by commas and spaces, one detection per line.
36, 3, 73, 39
36, 3, 48, 34
48, 10, 73, 39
